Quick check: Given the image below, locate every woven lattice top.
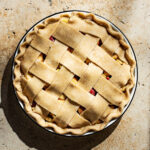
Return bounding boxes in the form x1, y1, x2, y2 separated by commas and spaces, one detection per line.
13, 12, 135, 135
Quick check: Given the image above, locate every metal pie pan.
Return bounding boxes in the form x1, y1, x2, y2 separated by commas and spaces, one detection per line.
12, 10, 138, 137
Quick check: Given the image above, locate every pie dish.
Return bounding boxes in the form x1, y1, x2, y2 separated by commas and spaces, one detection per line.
13, 11, 136, 135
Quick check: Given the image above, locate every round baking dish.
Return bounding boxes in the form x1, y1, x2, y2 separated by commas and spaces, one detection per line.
12, 10, 138, 136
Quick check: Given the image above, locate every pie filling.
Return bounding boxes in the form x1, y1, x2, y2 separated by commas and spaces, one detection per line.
14, 12, 135, 135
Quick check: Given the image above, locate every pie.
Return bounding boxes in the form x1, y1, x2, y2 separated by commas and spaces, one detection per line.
13, 12, 135, 135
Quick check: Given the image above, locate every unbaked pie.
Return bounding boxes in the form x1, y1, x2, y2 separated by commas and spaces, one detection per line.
13, 12, 135, 135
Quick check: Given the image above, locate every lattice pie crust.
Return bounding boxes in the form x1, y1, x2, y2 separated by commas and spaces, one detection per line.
13, 12, 135, 135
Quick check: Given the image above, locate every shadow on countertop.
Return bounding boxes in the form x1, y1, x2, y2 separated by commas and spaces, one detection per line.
0, 57, 121, 150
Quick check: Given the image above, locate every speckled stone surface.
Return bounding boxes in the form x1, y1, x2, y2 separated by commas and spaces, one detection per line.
0, 0, 149, 150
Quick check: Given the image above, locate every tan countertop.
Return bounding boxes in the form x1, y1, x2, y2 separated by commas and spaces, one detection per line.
0, 0, 149, 150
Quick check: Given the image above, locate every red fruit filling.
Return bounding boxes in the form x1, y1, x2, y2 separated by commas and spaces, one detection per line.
106, 75, 112, 80
106, 76, 110, 80
49, 36, 55, 42
89, 88, 96, 96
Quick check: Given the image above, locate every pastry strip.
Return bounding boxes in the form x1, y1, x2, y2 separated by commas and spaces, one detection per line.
23, 77, 45, 102
21, 46, 40, 74
54, 99, 79, 127
94, 76, 126, 106
88, 45, 130, 86
69, 113, 90, 128
101, 36, 120, 55
35, 90, 62, 115
60, 51, 87, 77
81, 94, 109, 122
46, 66, 74, 97
73, 34, 99, 61
30, 33, 52, 54
69, 15, 108, 42
29, 61, 56, 84
38, 22, 58, 39
52, 21, 84, 49
45, 40, 68, 68
64, 82, 94, 108
78, 63, 103, 91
